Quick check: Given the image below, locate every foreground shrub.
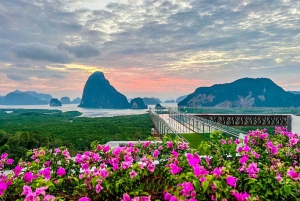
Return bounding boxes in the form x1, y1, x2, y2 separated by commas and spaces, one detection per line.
0, 127, 299, 200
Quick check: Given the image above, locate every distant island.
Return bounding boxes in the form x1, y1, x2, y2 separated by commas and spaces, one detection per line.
129, 97, 148, 109
178, 78, 300, 108
142, 97, 162, 105
0, 91, 49, 105
164, 100, 175, 103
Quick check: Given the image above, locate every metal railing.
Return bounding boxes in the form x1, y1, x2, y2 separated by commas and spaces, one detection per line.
149, 109, 188, 142
177, 107, 300, 115
169, 108, 245, 138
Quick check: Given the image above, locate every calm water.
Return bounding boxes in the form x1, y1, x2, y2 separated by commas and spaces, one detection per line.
0, 103, 178, 117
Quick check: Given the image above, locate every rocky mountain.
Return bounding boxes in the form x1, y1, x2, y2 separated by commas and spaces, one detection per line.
164, 100, 175, 103
78, 71, 130, 109
0, 92, 48, 105
50, 98, 62, 106
129, 97, 148, 109
178, 78, 300, 108
155, 103, 165, 109
14, 90, 52, 102
70, 97, 81, 104
142, 97, 162, 105
60, 97, 71, 104
176, 95, 187, 103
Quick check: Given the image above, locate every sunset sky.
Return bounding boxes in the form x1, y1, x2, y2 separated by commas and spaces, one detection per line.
0, 0, 300, 100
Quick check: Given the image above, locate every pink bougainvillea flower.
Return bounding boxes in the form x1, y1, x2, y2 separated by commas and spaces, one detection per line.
41, 168, 51, 180
239, 155, 248, 164
233, 192, 250, 201
212, 167, 223, 178
147, 163, 155, 172
21, 185, 32, 196
226, 176, 238, 188
287, 168, 299, 180
121, 193, 131, 201
95, 184, 103, 193
153, 149, 160, 158
56, 167, 66, 176
129, 170, 138, 178
171, 150, 178, 158
23, 172, 34, 183
164, 192, 172, 200
79, 197, 91, 201
169, 196, 179, 201
0, 181, 8, 196
6, 158, 14, 165
35, 186, 48, 196
186, 153, 200, 167
44, 195, 56, 201
13, 165, 22, 177
169, 163, 182, 175
246, 162, 259, 178
167, 141, 173, 148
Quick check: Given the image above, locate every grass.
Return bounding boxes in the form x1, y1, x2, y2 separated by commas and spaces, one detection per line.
181, 133, 210, 149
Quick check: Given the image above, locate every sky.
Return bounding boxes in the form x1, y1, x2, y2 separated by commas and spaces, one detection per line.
0, 0, 300, 100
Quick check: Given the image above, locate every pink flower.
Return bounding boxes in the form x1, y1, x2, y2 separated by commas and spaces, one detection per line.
13, 165, 22, 177
21, 185, 32, 196
164, 192, 172, 200
233, 192, 250, 201
246, 162, 259, 178
35, 186, 48, 196
186, 153, 200, 167
169, 164, 182, 175
226, 176, 238, 188
193, 165, 209, 178
95, 184, 103, 193
6, 159, 14, 165
239, 155, 248, 164
167, 141, 173, 148
41, 168, 51, 180
221, 139, 226, 144
121, 193, 131, 201
147, 163, 155, 172
153, 150, 160, 158
44, 195, 56, 201
79, 197, 91, 201
56, 167, 66, 176
100, 169, 109, 178
287, 168, 299, 180
212, 167, 223, 178
129, 170, 138, 178
171, 150, 178, 158
23, 172, 34, 183
235, 139, 240, 144
276, 174, 283, 181
0, 181, 8, 196
170, 196, 178, 201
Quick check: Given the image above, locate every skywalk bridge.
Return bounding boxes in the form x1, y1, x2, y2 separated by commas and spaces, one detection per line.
149, 108, 245, 140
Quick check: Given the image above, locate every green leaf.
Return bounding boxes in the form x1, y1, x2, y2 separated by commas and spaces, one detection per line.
193, 179, 200, 190
202, 181, 209, 192
284, 185, 291, 195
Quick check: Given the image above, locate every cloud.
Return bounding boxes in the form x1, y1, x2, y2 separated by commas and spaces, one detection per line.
0, 0, 300, 98
12, 43, 72, 64
58, 43, 100, 58
6, 73, 29, 81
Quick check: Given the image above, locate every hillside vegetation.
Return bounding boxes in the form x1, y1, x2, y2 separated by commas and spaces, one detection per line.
0, 109, 153, 163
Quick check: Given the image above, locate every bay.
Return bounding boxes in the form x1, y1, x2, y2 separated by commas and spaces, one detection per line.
0, 103, 178, 117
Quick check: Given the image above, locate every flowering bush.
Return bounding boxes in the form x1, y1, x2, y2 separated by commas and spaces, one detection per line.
0, 127, 299, 200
